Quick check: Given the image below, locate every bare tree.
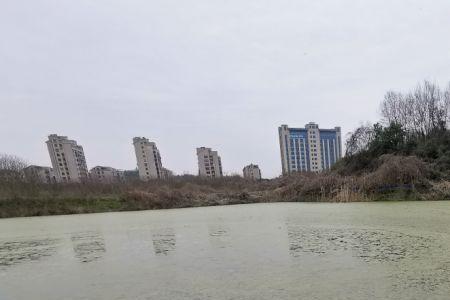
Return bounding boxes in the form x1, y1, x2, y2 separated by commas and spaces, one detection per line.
0, 154, 28, 183
380, 81, 449, 136
345, 123, 374, 156
380, 91, 401, 125
443, 82, 450, 129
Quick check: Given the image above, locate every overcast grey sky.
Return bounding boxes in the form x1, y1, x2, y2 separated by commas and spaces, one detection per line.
1, 0, 449, 177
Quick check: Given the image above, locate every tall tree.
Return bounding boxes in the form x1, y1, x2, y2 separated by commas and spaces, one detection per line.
381, 81, 449, 137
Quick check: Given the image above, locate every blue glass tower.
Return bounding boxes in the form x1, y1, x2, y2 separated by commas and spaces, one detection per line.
278, 123, 342, 174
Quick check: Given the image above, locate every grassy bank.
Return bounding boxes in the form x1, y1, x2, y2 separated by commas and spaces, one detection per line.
0, 192, 272, 218
1, 155, 449, 218
0, 176, 277, 218
0, 183, 447, 219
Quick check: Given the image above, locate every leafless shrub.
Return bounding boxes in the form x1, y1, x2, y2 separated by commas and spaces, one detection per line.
428, 181, 450, 199
361, 155, 427, 192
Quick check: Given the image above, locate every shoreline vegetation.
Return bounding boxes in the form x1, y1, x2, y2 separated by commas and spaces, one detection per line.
1, 166, 449, 219
1, 151, 449, 218
1, 80, 450, 218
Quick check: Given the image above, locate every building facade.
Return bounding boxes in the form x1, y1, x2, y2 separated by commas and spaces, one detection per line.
123, 169, 140, 182
161, 168, 174, 179
89, 166, 124, 183
279, 123, 342, 174
23, 165, 56, 184
133, 137, 163, 180
197, 147, 223, 178
46, 134, 89, 182
243, 164, 262, 180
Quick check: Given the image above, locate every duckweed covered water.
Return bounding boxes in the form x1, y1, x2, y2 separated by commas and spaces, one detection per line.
1, 202, 450, 299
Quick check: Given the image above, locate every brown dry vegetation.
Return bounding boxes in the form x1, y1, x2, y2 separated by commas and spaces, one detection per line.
276, 155, 432, 202
1, 154, 448, 218
0, 176, 274, 218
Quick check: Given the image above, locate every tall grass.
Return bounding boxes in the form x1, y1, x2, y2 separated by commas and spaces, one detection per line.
0, 155, 448, 218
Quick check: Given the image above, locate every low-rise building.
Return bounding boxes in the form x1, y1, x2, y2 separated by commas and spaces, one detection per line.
23, 165, 56, 184
243, 164, 262, 180
161, 168, 174, 179
197, 147, 223, 178
89, 166, 124, 183
123, 169, 140, 182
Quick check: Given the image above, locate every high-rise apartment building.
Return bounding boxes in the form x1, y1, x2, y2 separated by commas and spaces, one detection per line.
279, 123, 342, 174
46, 134, 89, 182
197, 147, 223, 178
133, 137, 163, 180
243, 164, 262, 180
89, 166, 124, 183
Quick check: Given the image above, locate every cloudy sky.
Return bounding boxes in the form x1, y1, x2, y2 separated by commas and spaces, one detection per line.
1, 0, 449, 177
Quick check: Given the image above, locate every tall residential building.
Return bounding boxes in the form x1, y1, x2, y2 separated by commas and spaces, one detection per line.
46, 134, 88, 182
243, 164, 262, 180
89, 166, 124, 183
23, 165, 56, 184
197, 147, 223, 178
133, 137, 163, 180
279, 123, 342, 174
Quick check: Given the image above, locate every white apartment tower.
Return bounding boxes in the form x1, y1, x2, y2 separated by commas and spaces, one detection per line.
133, 137, 163, 180
46, 134, 88, 182
197, 147, 223, 178
243, 164, 262, 180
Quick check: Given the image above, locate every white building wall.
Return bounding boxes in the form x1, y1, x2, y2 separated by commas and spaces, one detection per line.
23, 165, 56, 184
278, 125, 290, 175
306, 122, 323, 172
46, 134, 88, 183
133, 137, 163, 181
243, 164, 262, 180
197, 147, 223, 178
89, 166, 124, 183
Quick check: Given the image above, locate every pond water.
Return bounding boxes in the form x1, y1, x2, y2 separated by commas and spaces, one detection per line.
1, 202, 450, 299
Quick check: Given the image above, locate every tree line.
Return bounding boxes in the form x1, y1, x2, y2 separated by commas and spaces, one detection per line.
343, 80, 450, 178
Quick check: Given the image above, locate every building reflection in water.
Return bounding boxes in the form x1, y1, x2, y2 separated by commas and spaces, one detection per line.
71, 231, 106, 263
0, 238, 59, 268
286, 224, 334, 257
285, 222, 434, 263
151, 228, 176, 256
